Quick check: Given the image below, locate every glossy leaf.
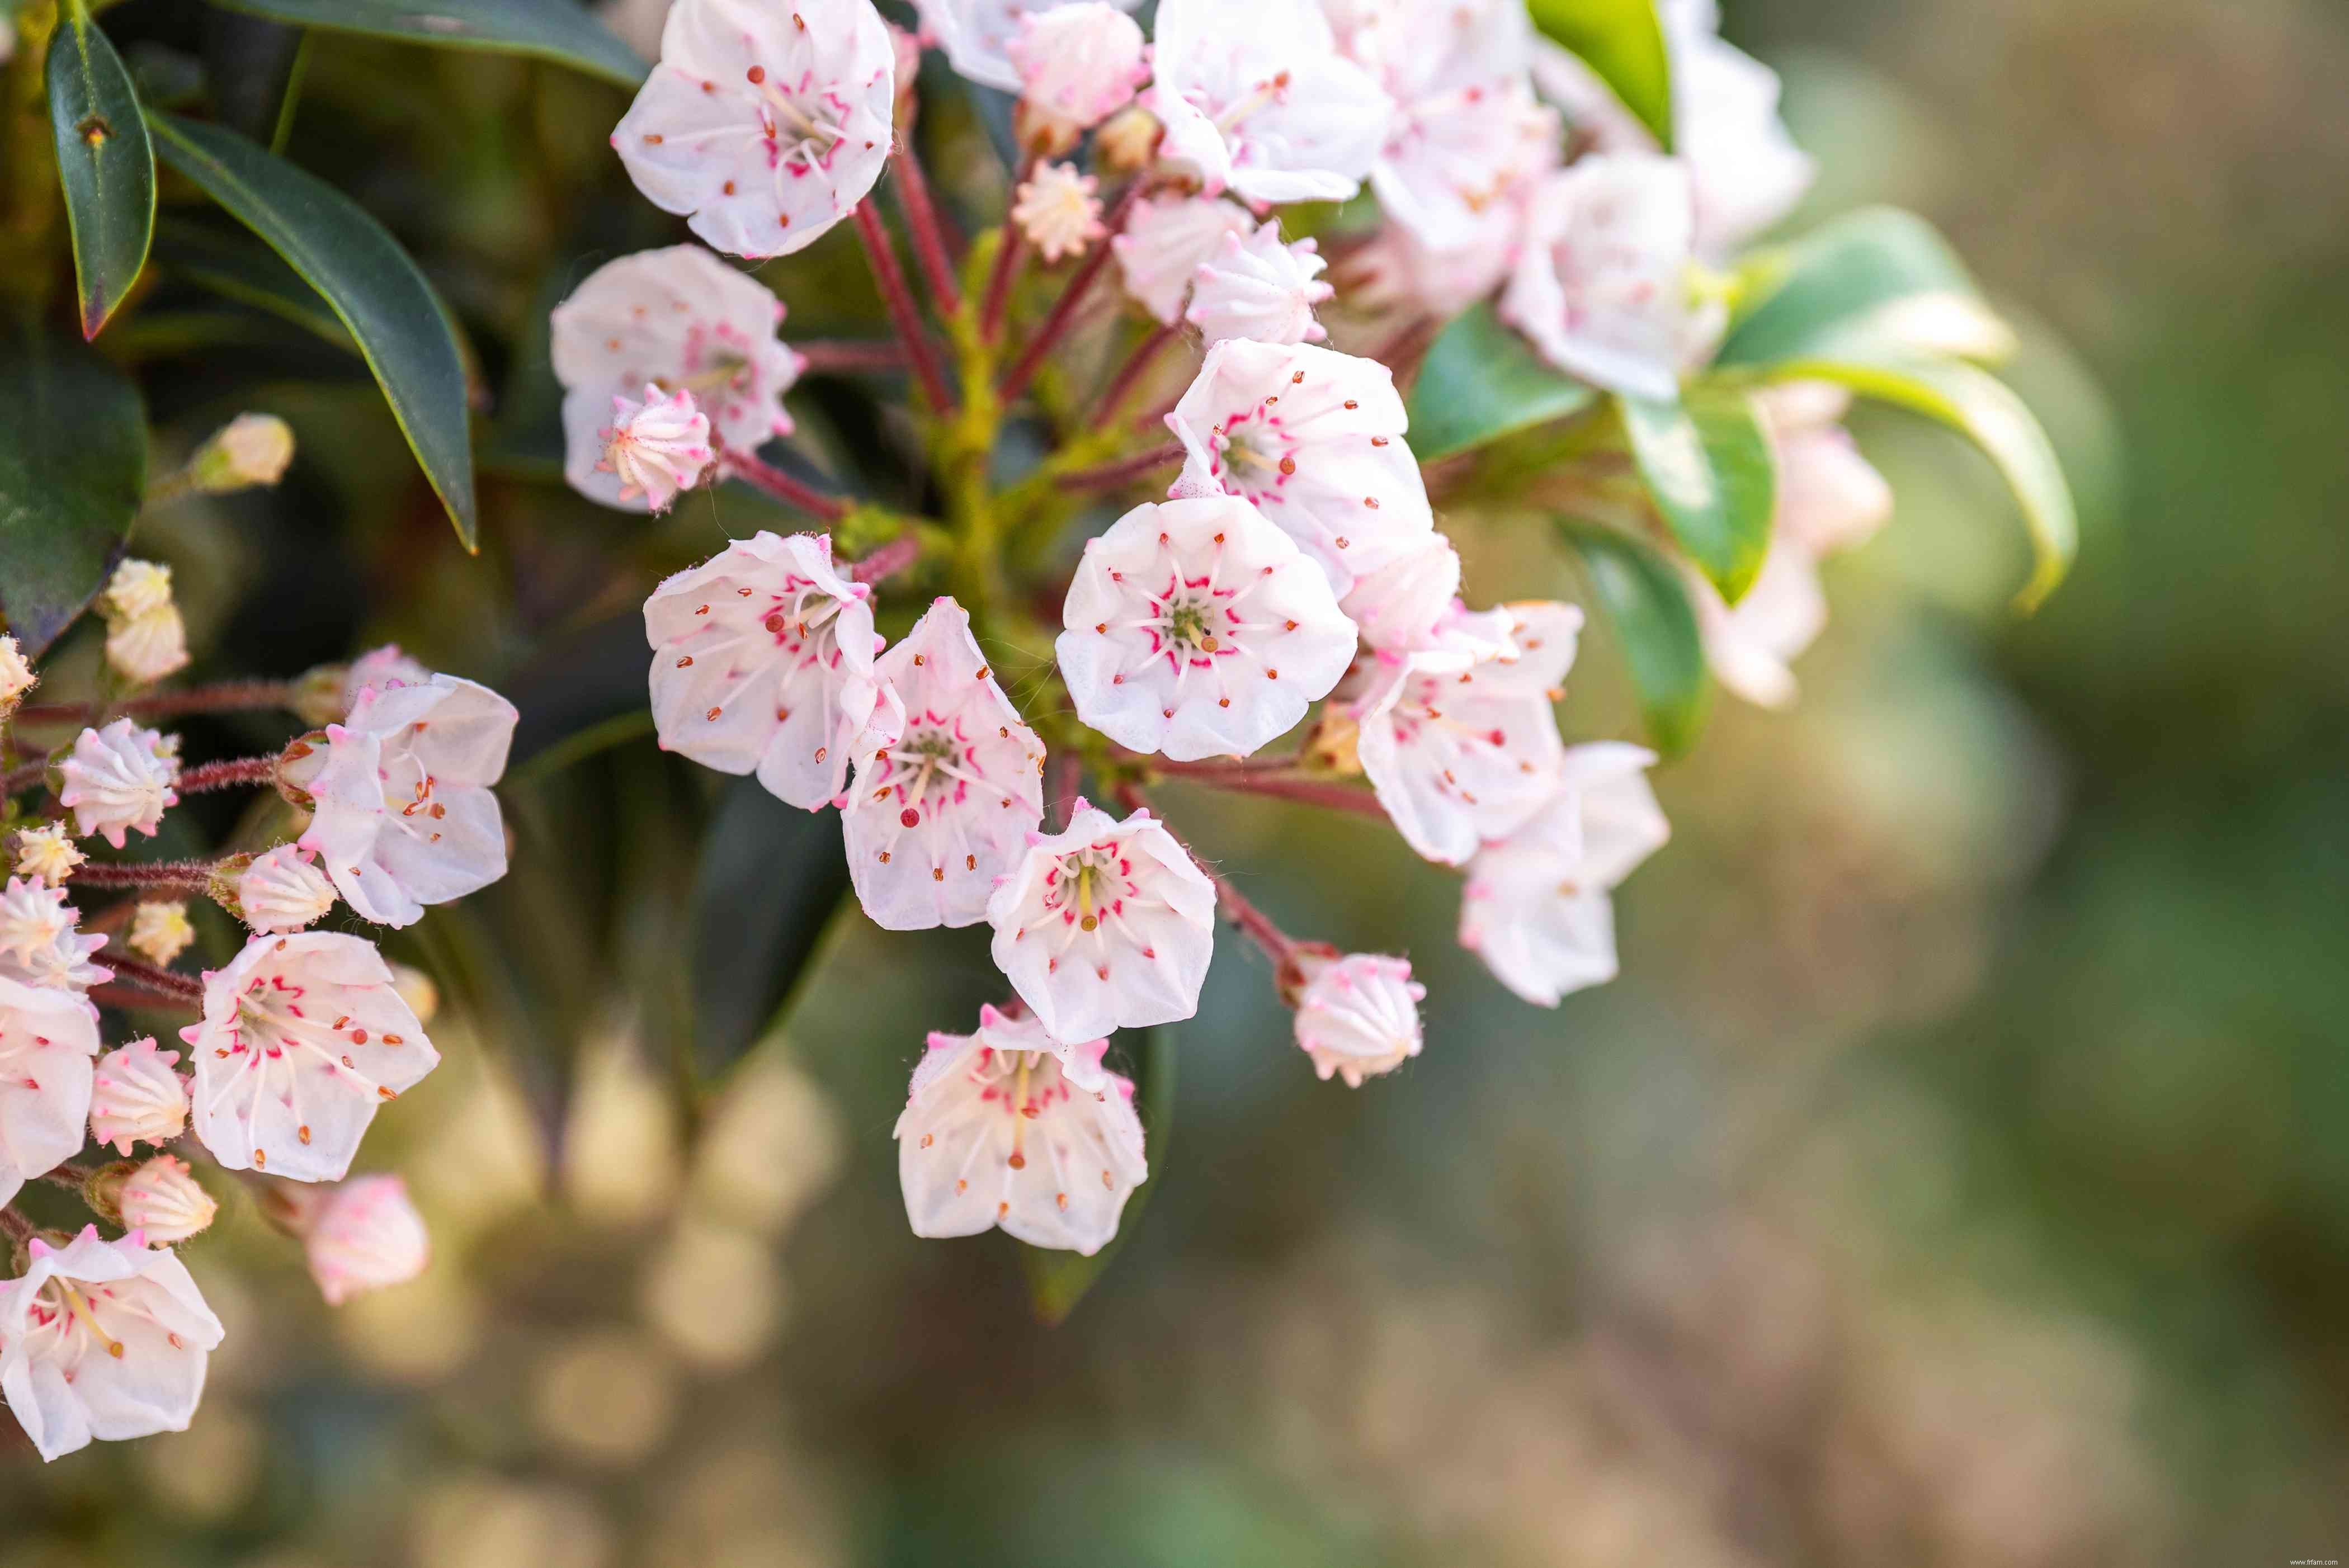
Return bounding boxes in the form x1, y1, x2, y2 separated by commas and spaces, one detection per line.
1620, 385, 1776, 603
689, 777, 852, 1083
46, 3, 155, 338
0, 332, 146, 657
149, 113, 479, 549
1022, 1026, 1173, 1327
1526, 0, 1673, 149
1405, 300, 1598, 462
1559, 519, 1707, 757
155, 218, 354, 350
207, 0, 648, 88
1718, 207, 2010, 368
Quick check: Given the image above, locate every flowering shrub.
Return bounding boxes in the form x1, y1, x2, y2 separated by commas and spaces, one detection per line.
0, 0, 2078, 1462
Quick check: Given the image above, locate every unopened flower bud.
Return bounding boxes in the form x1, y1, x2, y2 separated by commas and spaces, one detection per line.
389, 962, 440, 1024
288, 664, 349, 726
273, 729, 329, 808
89, 1037, 190, 1155
191, 413, 295, 493
281, 1175, 431, 1305
128, 900, 195, 966
1292, 951, 1426, 1088
598, 385, 712, 513
104, 559, 175, 621
1093, 104, 1163, 177
1012, 162, 1106, 264
0, 634, 32, 708
235, 844, 336, 934
58, 718, 178, 848
115, 1155, 218, 1244
12, 823, 84, 882
105, 605, 191, 686
1010, 2, 1148, 157
1306, 709, 1362, 775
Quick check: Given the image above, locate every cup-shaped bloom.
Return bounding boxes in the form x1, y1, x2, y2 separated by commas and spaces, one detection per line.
0, 1226, 224, 1462
1057, 495, 1357, 761
58, 719, 177, 849
1166, 339, 1435, 598
182, 932, 441, 1182
600, 384, 713, 512
894, 1004, 1144, 1254
1186, 222, 1333, 347
1339, 533, 1464, 653
0, 875, 109, 993
339, 645, 431, 714
1114, 193, 1251, 325
281, 1174, 432, 1305
1500, 152, 1695, 402
1667, 7, 1812, 258
116, 1156, 218, 1245
294, 674, 516, 929
987, 802, 1216, 1041
843, 597, 1045, 930
611, 0, 895, 259
237, 845, 338, 935
1293, 951, 1425, 1087
89, 1038, 187, 1156
1688, 546, 1826, 711
644, 530, 883, 810
549, 245, 805, 511
915, 0, 1141, 92
0, 976, 100, 1208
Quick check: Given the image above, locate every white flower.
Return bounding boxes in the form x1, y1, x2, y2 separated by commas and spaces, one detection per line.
1011, 162, 1106, 263
1352, 601, 1582, 865
12, 825, 83, 884
128, 901, 195, 967
388, 964, 440, 1024
191, 412, 295, 492
182, 932, 440, 1182
1331, 197, 1524, 320
611, 0, 895, 259
1664, 0, 1812, 257
237, 846, 337, 934
1500, 151, 1695, 402
89, 1038, 188, 1156
58, 719, 178, 849
893, 1004, 1145, 1254
1760, 383, 1893, 556
644, 530, 884, 810
914, 0, 1141, 92
1056, 495, 1357, 760
341, 645, 431, 713
549, 245, 805, 512
1166, 339, 1436, 597
115, 1156, 217, 1245
1185, 221, 1333, 347
103, 606, 190, 686
1688, 544, 1822, 711
986, 801, 1216, 1041
0, 976, 100, 1208
1147, 0, 1394, 205
598, 384, 713, 513
1113, 193, 1251, 326
1339, 532, 1463, 652
0, 634, 32, 704
1459, 742, 1668, 1005
104, 559, 176, 621
1293, 950, 1425, 1087
1009, 2, 1149, 148
842, 597, 1044, 931
0, 1226, 224, 1462
0, 875, 110, 993
280, 1174, 432, 1305
294, 675, 516, 929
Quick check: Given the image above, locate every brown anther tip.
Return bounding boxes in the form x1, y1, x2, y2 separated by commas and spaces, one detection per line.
1008, 1153, 1026, 1170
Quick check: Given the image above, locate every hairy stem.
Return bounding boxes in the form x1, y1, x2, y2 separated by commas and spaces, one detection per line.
794, 339, 906, 376
998, 181, 1144, 406
892, 127, 964, 320
63, 858, 220, 891
174, 755, 280, 795
724, 451, 850, 522
1149, 764, 1389, 820
103, 955, 206, 1005
12, 680, 302, 728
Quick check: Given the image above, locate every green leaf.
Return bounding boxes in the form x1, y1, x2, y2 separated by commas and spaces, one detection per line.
1022, 1026, 1173, 1327
46, 3, 155, 339
1619, 385, 1776, 603
148, 113, 479, 549
1405, 301, 1598, 462
506, 613, 652, 774
206, 0, 648, 88
1526, 0, 1673, 149
1776, 344, 2076, 610
688, 776, 851, 1084
1718, 207, 2012, 368
1559, 519, 1707, 756
0, 332, 146, 657
154, 218, 355, 350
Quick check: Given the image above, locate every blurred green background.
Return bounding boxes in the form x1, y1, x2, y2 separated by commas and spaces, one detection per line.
9, 0, 2349, 1562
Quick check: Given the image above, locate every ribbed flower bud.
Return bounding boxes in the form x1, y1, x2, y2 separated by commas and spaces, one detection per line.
191, 413, 295, 493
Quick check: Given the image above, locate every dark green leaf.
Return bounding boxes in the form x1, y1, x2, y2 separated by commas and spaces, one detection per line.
149, 113, 478, 548
0, 332, 145, 657
206, 0, 648, 88
1619, 385, 1776, 603
505, 613, 651, 774
154, 218, 355, 350
1526, 0, 1673, 149
1022, 1026, 1173, 1326
1560, 519, 1707, 757
1405, 300, 1598, 462
46, 3, 155, 339
690, 776, 850, 1083
1718, 207, 2010, 368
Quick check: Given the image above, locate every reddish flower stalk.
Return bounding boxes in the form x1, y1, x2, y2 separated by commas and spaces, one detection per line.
64, 858, 220, 891
12, 680, 300, 727
998, 180, 1145, 405
1150, 763, 1389, 820
892, 134, 964, 319
102, 955, 206, 1005
1055, 442, 1185, 493
1093, 320, 1182, 429
0, 757, 51, 797
724, 451, 851, 522
981, 157, 1039, 344
850, 533, 921, 584
173, 756, 280, 795
851, 201, 956, 412
795, 339, 907, 376
1116, 781, 1298, 969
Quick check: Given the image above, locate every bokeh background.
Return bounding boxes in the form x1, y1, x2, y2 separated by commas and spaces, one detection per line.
8, 0, 2349, 1562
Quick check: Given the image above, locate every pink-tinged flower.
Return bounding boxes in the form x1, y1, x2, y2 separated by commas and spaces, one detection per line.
279, 1174, 432, 1305
1166, 339, 1435, 597
0, 976, 100, 1208
340, 645, 431, 714
1058, 495, 1357, 761
1293, 950, 1425, 1087
293, 675, 516, 929
0, 634, 34, 705
1758, 383, 1894, 557
914, 0, 1142, 93
0, 876, 110, 993
183, 933, 441, 1183
1145, 0, 1395, 206
986, 801, 1216, 1041
57, 719, 177, 849
128, 901, 195, 967
1687, 544, 1824, 711
610, 0, 895, 259
1339, 532, 1463, 652
1352, 601, 1582, 865
842, 597, 1044, 931
89, 1038, 187, 1157
1113, 193, 1251, 325
237, 845, 338, 935
645, 530, 885, 811
599, 384, 713, 512
11, 825, 81, 884
893, 1004, 1144, 1254
1663, 0, 1811, 257
549, 245, 806, 512
0, 1226, 223, 1462
1011, 162, 1106, 263
115, 1156, 217, 1245
1500, 152, 1695, 402
1459, 742, 1668, 1005
1009, 2, 1149, 150
1185, 221, 1333, 346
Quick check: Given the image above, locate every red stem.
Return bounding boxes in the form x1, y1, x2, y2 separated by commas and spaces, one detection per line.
999, 181, 1144, 406
892, 134, 964, 319
849, 534, 921, 585
794, 339, 906, 376
852, 201, 955, 413
0, 1208, 31, 1244
1, 757, 50, 797
1150, 765, 1390, 820
1056, 442, 1184, 494
64, 858, 219, 890
724, 451, 850, 522
1093, 320, 1182, 429
103, 954, 206, 1005
173, 755, 279, 795
12, 680, 300, 727
981, 157, 1038, 344
1117, 781, 1298, 968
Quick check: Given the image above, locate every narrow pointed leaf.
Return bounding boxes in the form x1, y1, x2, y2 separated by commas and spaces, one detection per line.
1405, 300, 1598, 462
148, 113, 478, 548
207, 0, 648, 88
1022, 1026, 1173, 1326
155, 218, 355, 350
46, 4, 155, 338
1559, 519, 1707, 757
0, 332, 146, 657
1620, 385, 1776, 603
1526, 0, 1674, 149
1719, 207, 2011, 368
690, 776, 851, 1083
